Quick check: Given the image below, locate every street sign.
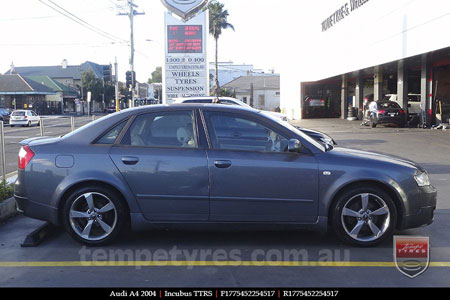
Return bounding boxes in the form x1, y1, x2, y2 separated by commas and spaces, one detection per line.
161, 0, 208, 21
87, 91, 92, 103
163, 10, 208, 103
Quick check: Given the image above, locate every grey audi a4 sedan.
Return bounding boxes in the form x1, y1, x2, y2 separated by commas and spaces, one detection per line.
14, 104, 437, 247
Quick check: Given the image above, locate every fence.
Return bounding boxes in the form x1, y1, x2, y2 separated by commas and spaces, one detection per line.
0, 115, 99, 182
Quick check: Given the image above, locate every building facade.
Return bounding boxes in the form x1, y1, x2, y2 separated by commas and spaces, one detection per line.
280, 0, 450, 124
223, 75, 280, 111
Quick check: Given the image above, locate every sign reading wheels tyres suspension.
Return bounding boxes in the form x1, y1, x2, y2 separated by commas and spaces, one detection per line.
163, 10, 209, 103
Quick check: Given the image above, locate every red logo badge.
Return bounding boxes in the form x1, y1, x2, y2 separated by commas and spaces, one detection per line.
394, 236, 430, 278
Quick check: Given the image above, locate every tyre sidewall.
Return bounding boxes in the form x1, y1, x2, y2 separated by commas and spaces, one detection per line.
332, 186, 397, 247
62, 185, 127, 246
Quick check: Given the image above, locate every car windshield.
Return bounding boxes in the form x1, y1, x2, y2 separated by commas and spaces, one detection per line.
12, 111, 26, 116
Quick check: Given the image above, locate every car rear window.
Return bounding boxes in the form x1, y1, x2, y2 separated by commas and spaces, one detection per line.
12, 111, 25, 116
379, 102, 401, 109
96, 121, 127, 145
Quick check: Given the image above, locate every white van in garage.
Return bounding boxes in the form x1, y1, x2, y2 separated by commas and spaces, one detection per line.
383, 94, 421, 117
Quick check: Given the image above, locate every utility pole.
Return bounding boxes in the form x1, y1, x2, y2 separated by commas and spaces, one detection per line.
115, 57, 120, 112
118, 0, 145, 108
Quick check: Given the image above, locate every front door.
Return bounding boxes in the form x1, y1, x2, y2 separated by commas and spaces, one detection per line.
202, 111, 319, 223
109, 110, 209, 221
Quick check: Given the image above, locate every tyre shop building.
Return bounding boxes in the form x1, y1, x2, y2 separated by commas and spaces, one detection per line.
280, 0, 450, 126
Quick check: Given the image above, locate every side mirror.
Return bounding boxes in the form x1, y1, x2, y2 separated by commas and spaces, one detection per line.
288, 139, 302, 153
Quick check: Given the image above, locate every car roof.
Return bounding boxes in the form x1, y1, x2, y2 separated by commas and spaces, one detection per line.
174, 96, 240, 102
118, 103, 257, 114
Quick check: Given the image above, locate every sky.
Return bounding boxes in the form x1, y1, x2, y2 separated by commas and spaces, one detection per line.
0, 0, 318, 83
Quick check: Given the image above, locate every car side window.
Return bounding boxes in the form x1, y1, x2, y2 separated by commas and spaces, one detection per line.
96, 121, 127, 145
121, 111, 197, 148
204, 112, 288, 153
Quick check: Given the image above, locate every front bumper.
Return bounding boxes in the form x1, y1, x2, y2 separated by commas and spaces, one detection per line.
15, 195, 59, 225
399, 185, 437, 229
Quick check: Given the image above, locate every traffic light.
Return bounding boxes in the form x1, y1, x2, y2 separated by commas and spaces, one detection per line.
103, 65, 112, 82
125, 71, 136, 89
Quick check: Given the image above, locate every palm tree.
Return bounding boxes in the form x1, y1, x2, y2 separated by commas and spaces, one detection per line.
206, 1, 234, 96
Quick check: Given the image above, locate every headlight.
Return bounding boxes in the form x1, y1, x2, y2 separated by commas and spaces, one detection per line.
414, 171, 431, 187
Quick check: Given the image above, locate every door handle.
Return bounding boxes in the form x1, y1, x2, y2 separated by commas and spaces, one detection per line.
122, 156, 139, 165
214, 160, 232, 169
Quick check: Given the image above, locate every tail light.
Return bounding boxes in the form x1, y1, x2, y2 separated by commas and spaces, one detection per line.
377, 110, 386, 114
399, 109, 406, 115
321, 99, 325, 102
18, 145, 34, 169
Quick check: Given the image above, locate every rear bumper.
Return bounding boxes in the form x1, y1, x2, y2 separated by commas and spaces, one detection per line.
10, 120, 28, 125
14, 195, 59, 225
376, 116, 405, 125
400, 185, 437, 229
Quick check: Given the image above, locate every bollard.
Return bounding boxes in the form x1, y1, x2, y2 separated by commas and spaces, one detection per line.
70, 117, 75, 132
39, 119, 45, 136
0, 121, 5, 182
92, 115, 96, 122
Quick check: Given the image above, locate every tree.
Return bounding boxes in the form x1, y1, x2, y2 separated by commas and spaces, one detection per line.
81, 70, 103, 102
148, 67, 162, 84
205, 0, 234, 96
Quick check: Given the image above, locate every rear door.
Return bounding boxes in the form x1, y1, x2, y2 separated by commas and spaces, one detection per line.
109, 109, 210, 221
202, 110, 319, 223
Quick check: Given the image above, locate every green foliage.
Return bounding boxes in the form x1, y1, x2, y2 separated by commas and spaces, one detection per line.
206, 0, 235, 39
217, 88, 234, 97
148, 67, 162, 84
81, 70, 103, 102
205, 0, 234, 96
0, 181, 14, 203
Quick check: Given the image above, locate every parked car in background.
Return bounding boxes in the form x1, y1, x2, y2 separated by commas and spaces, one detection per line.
303, 95, 327, 118
10, 110, 41, 127
383, 94, 421, 118
175, 96, 335, 146
15, 104, 436, 247
105, 106, 117, 114
364, 101, 406, 128
0, 108, 11, 124
175, 96, 290, 122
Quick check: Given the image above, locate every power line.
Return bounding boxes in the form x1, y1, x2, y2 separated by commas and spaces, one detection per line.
47, 0, 126, 43
37, 0, 127, 44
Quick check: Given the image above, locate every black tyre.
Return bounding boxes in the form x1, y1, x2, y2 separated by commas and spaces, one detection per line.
62, 185, 128, 246
331, 186, 397, 247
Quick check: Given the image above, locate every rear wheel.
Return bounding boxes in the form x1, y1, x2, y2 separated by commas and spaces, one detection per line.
332, 186, 397, 247
27, 121, 31, 127
62, 185, 128, 246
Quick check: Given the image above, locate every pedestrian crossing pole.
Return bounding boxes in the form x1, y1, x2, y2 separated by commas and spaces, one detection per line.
0, 121, 6, 182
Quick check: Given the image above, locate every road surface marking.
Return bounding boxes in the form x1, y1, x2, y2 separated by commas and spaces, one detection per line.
0, 261, 449, 268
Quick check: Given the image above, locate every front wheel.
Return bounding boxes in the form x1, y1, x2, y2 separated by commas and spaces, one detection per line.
62, 185, 128, 246
332, 186, 397, 247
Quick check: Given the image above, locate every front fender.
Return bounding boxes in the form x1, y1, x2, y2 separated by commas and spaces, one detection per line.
318, 168, 408, 218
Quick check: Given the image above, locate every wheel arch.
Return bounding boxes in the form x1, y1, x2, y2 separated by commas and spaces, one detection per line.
326, 180, 404, 229
56, 180, 131, 225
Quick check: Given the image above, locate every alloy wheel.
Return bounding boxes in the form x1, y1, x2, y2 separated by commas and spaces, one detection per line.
340, 193, 391, 243
69, 192, 118, 241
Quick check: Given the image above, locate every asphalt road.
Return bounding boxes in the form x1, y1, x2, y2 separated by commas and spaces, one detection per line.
2, 116, 95, 176
0, 118, 449, 287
